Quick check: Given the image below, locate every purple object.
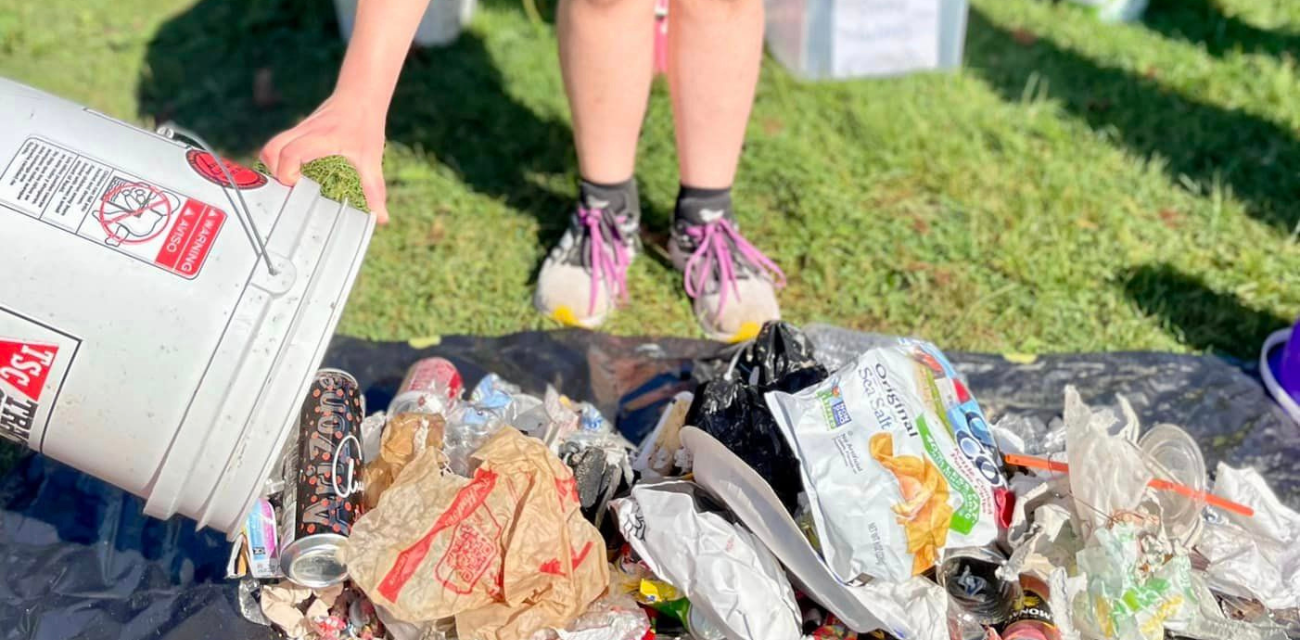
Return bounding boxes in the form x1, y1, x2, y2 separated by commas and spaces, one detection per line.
1270, 319, 1300, 401
577, 205, 632, 316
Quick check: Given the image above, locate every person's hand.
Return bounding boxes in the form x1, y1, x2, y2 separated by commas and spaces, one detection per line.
261, 94, 390, 223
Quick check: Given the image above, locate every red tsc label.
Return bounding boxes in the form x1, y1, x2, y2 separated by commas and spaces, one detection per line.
0, 308, 81, 449
0, 137, 226, 279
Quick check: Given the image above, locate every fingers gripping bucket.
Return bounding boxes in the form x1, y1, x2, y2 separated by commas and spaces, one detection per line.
0, 78, 375, 537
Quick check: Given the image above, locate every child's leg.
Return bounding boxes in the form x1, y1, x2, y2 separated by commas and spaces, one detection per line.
665, 0, 782, 343
667, 0, 763, 188
535, 0, 656, 328
557, 0, 656, 183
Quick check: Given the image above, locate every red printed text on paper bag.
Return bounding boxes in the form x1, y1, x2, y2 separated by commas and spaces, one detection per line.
376, 469, 502, 602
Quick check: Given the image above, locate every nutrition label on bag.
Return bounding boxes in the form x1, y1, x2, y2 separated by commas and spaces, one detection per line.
0, 137, 226, 279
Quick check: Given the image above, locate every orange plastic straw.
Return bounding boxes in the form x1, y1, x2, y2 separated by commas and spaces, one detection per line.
1003, 453, 1254, 518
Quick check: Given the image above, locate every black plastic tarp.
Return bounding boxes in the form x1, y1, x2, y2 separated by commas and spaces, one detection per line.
2, 328, 1296, 640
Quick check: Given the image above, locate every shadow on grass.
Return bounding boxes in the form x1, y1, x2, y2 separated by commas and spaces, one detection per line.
137, 0, 577, 245
965, 7, 1300, 233
1122, 263, 1288, 358
1143, 0, 1300, 60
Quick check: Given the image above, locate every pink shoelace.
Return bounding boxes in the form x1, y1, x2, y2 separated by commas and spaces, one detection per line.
683, 218, 786, 317
578, 206, 632, 316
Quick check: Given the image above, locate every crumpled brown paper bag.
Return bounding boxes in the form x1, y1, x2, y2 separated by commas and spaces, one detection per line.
363, 412, 447, 509
343, 427, 608, 640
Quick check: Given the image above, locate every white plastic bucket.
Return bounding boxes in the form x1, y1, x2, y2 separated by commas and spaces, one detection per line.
333, 0, 476, 48
0, 78, 375, 538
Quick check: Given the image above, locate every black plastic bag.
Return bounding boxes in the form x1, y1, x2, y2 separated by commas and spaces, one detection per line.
686, 379, 805, 511
736, 321, 827, 392
686, 322, 826, 512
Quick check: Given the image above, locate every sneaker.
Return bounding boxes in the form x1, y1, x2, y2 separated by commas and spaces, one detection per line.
535, 192, 641, 328
669, 207, 785, 342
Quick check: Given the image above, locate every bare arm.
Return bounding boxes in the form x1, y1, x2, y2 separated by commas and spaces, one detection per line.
260, 0, 433, 223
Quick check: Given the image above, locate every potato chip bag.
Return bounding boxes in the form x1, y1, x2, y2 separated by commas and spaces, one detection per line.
765, 338, 1007, 583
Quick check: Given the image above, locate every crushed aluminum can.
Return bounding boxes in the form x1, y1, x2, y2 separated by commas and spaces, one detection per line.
388, 357, 463, 416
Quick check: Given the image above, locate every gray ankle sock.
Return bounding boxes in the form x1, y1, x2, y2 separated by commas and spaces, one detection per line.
673, 184, 732, 226
580, 178, 641, 225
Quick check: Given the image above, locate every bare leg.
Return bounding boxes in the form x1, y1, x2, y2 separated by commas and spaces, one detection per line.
557, 0, 656, 183
536, 0, 656, 329
668, 0, 764, 188
665, 0, 779, 342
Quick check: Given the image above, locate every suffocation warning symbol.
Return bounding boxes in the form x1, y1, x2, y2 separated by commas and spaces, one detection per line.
95, 180, 180, 247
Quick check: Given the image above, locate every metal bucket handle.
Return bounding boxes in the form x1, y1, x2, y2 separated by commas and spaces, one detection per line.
156, 123, 279, 276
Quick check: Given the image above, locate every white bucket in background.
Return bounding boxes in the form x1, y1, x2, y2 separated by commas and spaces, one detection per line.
0, 78, 375, 538
333, 0, 477, 48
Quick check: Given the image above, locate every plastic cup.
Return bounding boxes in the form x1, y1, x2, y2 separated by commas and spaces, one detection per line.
1138, 424, 1207, 546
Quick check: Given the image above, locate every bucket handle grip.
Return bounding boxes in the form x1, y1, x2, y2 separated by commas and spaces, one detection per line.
156, 123, 279, 277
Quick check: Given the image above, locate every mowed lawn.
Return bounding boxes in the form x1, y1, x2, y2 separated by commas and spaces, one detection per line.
1, 0, 1298, 470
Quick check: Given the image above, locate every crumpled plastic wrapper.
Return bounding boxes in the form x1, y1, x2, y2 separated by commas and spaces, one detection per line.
360, 411, 389, 464
343, 427, 608, 640
1074, 520, 1185, 640
528, 594, 649, 640
363, 412, 447, 509
1001, 481, 1081, 581
1062, 387, 1154, 540
493, 384, 577, 449
610, 480, 801, 640
237, 578, 274, 627
1074, 519, 1203, 640
1196, 464, 1300, 611
849, 576, 950, 640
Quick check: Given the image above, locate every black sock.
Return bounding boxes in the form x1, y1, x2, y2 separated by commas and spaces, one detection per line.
674, 184, 733, 226
579, 177, 640, 223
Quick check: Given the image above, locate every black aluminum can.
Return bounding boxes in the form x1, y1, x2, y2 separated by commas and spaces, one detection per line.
280, 368, 365, 588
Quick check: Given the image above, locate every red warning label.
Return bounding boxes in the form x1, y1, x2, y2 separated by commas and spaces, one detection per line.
152, 199, 226, 277
0, 137, 227, 279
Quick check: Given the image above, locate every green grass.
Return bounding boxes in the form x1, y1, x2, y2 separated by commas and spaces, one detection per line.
2, 0, 1299, 472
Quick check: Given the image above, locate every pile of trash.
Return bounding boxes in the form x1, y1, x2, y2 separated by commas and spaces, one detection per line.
227, 322, 1300, 640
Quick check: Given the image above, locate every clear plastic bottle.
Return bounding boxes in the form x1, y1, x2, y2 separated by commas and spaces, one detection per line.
442, 404, 504, 476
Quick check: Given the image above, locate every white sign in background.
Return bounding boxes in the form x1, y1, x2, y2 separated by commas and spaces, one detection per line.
833, 0, 941, 78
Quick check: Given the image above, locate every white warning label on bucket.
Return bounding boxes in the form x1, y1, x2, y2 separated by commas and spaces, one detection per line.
0, 306, 81, 450
0, 137, 227, 279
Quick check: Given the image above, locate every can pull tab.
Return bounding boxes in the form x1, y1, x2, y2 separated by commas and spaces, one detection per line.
332, 434, 363, 498
155, 123, 279, 277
